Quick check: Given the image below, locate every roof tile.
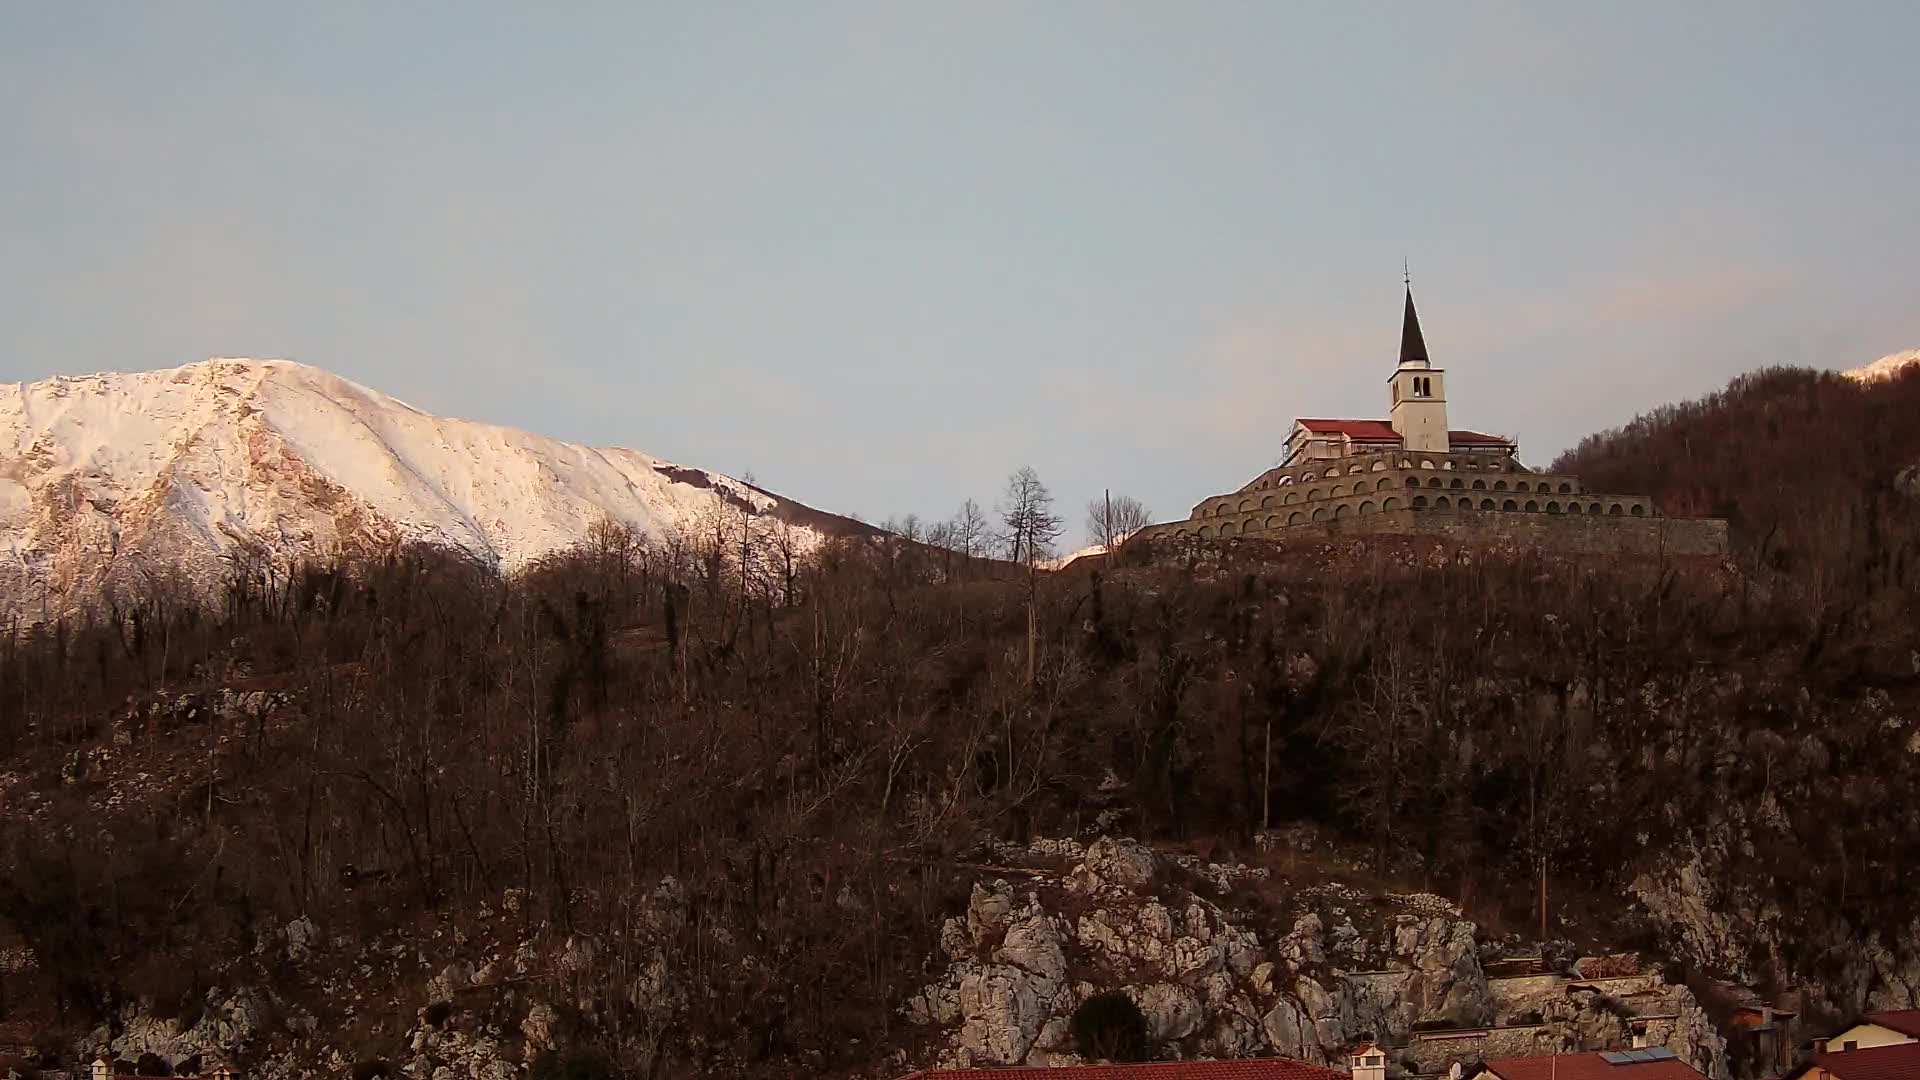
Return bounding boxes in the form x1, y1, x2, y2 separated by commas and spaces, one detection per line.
1863, 1010, 1920, 1039
1811, 1041, 1920, 1080
900, 1057, 1349, 1080
1485, 1052, 1708, 1080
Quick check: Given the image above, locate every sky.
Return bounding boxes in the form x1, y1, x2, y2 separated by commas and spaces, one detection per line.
2, 2, 1916, 543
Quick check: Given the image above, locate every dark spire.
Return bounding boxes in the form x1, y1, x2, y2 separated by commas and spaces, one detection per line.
1399, 283, 1429, 367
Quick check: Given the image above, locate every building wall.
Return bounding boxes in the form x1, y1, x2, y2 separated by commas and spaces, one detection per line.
1390, 366, 1450, 454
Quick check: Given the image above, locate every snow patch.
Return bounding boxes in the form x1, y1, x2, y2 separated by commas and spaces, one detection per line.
1843, 349, 1920, 383
0, 357, 844, 614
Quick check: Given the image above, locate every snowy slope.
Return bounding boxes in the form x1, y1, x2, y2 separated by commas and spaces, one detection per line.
0, 358, 859, 614
1843, 349, 1920, 382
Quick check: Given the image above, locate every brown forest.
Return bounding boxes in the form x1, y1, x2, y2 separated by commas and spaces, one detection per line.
0, 365, 1916, 1076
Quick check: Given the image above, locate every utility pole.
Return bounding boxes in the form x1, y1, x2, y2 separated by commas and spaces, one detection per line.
1539, 854, 1549, 942
1262, 714, 1272, 834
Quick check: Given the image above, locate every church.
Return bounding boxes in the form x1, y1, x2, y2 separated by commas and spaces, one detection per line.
1133, 286, 1728, 556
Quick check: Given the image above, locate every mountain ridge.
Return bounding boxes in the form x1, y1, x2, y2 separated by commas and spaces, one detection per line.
0, 357, 864, 615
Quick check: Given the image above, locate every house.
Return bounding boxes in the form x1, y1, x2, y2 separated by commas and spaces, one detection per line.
896, 1053, 1352, 1079
1729, 1003, 1800, 1075
1820, 1011, 1920, 1054
1787, 1040, 1920, 1080
1466, 1049, 1709, 1080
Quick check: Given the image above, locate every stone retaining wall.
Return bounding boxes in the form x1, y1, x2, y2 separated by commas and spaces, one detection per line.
1140, 507, 1728, 557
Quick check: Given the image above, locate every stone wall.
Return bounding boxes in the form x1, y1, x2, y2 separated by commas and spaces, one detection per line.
1136, 447, 1727, 558
1488, 974, 1567, 1015
1330, 508, 1728, 556
1143, 508, 1728, 558
1406, 1024, 1563, 1073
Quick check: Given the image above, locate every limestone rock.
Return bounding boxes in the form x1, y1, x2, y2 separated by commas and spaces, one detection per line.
994, 903, 1067, 988
954, 963, 1051, 1066
426, 961, 474, 1004
283, 916, 319, 963
1078, 836, 1159, 888
1260, 995, 1319, 1063
966, 880, 1017, 946
521, 1003, 558, 1054
1206, 1006, 1266, 1058
1393, 916, 1491, 1026
1279, 913, 1326, 968
1130, 983, 1204, 1042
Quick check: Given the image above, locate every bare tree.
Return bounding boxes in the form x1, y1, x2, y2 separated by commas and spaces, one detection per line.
998, 468, 1063, 573
948, 498, 989, 576
998, 468, 1062, 687
1084, 492, 1152, 552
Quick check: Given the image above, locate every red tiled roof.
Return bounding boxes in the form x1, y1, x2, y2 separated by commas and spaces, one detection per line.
1297, 419, 1401, 440
1448, 429, 1514, 445
900, 1058, 1348, 1080
1293, 419, 1513, 448
1484, 1053, 1707, 1080
1863, 1010, 1920, 1038
1809, 1041, 1920, 1080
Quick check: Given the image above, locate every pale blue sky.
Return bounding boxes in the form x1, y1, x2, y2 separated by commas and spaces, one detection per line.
3, 3, 1915, 539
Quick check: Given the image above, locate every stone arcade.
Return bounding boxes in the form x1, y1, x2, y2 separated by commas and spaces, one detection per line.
1134, 286, 1728, 556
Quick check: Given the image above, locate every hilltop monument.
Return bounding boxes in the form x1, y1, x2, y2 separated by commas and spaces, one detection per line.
1134, 283, 1728, 556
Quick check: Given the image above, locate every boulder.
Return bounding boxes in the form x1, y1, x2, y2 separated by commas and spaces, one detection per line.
995, 903, 1067, 988
1079, 837, 1159, 888
966, 880, 1017, 946
1260, 995, 1319, 1063
955, 964, 1051, 1066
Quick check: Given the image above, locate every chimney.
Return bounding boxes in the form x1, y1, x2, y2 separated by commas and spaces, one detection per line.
1351, 1043, 1388, 1080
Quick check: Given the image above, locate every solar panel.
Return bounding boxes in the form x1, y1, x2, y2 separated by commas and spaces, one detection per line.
1602, 1052, 1633, 1064
1644, 1048, 1677, 1060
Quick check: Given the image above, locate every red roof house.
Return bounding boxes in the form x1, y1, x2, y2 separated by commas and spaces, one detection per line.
1476, 1051, 1708, 1080
1790, 1041, 1920, 1080
1861, 1012, 1920, 1039
897, 1058, 1349, 1080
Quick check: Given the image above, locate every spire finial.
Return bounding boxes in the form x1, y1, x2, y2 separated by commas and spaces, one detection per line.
1404, 258, 1411, 288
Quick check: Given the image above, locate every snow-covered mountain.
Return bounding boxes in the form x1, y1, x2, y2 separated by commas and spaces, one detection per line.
0, 358, 862, 615
1843, 349, 1920, 382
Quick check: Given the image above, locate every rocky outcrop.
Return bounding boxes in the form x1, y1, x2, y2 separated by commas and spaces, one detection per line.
903, 836, 1729, 1077
1632, 818, 1920, 1022
89, 988, 274, 1071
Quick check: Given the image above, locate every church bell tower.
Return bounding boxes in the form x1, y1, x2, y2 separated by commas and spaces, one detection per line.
1388, 283, 1450, 453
